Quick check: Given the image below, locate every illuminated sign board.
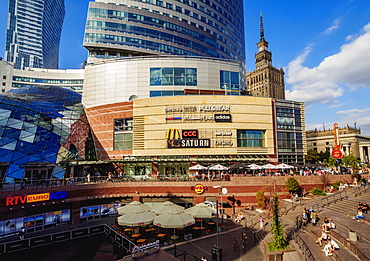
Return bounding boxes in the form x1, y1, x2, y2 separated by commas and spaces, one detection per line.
167, 139, 210, 148
191, 184, 207, 195
6, 191, 68, 206
182, 130, 198, 139
214, 114, 232, 122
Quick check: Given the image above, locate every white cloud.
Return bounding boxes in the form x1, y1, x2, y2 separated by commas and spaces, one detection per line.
286, 22, 370, 105
328, 101, 345, 109
322, 18, 340, 35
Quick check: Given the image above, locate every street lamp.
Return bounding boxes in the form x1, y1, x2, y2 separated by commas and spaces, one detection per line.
212, 186, 227, 261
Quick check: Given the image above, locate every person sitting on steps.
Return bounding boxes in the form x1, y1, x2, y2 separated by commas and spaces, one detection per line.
315, 229, 328, 246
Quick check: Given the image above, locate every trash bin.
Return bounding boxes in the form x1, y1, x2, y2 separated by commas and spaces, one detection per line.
349, 230, 357, 241
211, 246, 222, 260
184, 233, 192, 240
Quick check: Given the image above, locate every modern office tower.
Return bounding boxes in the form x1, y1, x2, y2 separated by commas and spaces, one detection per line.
83, 0, 245, 67
4, 0, 65, 69
246, 14, 285, 99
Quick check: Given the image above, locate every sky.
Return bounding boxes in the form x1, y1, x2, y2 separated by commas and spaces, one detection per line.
0, 0, 370, 135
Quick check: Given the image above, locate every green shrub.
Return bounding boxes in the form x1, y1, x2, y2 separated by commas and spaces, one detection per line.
256, 190, 265, 208
332, 181, 342, 190
311, 188, 326, 196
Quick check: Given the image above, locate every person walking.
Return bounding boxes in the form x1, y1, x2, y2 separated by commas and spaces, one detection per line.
241, 232, 248, 248
310, 210, 318, 226
19, 226, 25, 240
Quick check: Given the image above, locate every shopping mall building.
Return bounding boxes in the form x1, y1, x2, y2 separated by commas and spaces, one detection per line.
0, 0, 309, 238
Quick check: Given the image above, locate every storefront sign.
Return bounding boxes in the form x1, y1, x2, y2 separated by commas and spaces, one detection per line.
191, 184, 207, 194
215, 131, 232, 136
166, 128, 181, 139
214, 114, 232, 122
167, 139, 210, 148
5, 191, 68, 206
215, 141, 233, 146
165, 105, 230, 113
182, 130, 198, 138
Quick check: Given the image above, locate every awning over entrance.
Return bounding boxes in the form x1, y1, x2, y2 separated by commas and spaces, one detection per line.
64, 154, 269, 166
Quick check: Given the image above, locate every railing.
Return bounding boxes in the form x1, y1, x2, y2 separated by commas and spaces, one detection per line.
329, 229, 370, 261
0, 224, 106, 255
165, 245, 202, 261
353, 185, 370, 197
291, 229, 315, 261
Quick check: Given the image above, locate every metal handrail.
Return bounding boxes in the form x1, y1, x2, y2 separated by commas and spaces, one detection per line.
291, 229, 315, 261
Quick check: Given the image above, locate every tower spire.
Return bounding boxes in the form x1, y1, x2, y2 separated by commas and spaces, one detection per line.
260, 13, 265, 40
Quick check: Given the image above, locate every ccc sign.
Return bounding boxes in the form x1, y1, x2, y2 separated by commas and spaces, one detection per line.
182, 130, 198, 139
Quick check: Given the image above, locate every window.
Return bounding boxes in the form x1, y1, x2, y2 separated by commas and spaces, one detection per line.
166, 3, 173, 9
114, 118, 133, 131
114, 133, 133, 150
220, 70, 239, 92
237, 130, 264, 147
2, 76, 6, 80
150, 67, 197, 86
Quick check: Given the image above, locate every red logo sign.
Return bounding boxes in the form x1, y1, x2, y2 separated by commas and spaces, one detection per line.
331, 145, 343, 159
191, 184, 207, 195
182, 130, 198, 139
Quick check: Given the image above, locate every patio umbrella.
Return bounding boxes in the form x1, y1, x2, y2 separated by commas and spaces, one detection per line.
184, 203, 216, 228
153, 209, 195, 239
189, 164, 208, 170
262, 163, 277, 169
248, 164, 262, 170
276, 163, 294, 169
229, 163, 247, 169
208, 164, 228, 170
117, 210, 156, 226
150, 201, 184, 215
117, 201, 151, 215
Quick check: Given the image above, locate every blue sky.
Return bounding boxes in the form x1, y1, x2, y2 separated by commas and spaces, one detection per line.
0, 0, 370, 134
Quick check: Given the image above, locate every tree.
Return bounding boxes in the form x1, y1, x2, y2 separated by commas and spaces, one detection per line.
341, 154, 360, 166
256, 190, 265, 208
323, 157, 337, 167
285, 177, 300, 194
305, 149, 320, 163
268, 194, 289, 251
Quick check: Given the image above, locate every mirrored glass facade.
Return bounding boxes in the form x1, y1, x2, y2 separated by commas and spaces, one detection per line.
0, 86, 95, 182
84, 0, 245, 66
5, 0, 65, 69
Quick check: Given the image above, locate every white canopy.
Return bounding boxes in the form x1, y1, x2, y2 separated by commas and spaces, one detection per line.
184, 203, 216, 218
117, 211, 156, 226
150, 201, 184, 215
153, 210, 195, 229
248, 164, 262, 170
189, 164, 208, 170
117, 201, 151, 215
208, 164, 228, 170
276, 163, 294, 169
262, 163, 277, 169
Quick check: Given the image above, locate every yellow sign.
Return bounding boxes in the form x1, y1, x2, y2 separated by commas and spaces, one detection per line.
166, 128, 181, 139
27, 193, 50, 203
192, 184, 207, 195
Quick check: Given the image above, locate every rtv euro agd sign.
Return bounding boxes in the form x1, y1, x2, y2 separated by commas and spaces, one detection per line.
5, 191, 68, 206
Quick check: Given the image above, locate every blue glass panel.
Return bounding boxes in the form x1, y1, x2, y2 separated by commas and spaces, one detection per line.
150, 91, 162, 97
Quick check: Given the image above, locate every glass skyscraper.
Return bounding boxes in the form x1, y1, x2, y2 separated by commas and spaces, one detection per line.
84, 0, 245, 66
4, 0, 65, 69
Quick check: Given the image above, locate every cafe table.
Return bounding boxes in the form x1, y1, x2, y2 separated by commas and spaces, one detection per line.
145, 228, 156, 232
136, 238, 146, 244
131, 234, 141, 238
157, 233, 166, 238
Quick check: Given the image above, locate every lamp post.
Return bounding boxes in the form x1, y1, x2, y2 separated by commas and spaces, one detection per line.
213, 186, 227, 261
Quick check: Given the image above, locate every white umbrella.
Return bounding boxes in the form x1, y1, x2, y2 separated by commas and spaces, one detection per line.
117, 211, 156, 226
154, 209, 195, 239
248, 164, 262, 170
185, 203, 216, 228
262, 163, 277, 169
117, 201, 151, 215
150, 201, 184, 215
189, 164, 208, 170
276, 163, 294, 169
208, 164, 228, 170
185, 203, 216, 218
